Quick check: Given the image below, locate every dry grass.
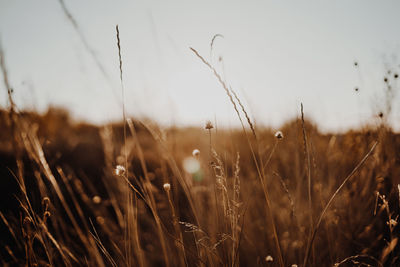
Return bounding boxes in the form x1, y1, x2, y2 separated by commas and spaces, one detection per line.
1, 37, 400, 267
0, 106, 400, 266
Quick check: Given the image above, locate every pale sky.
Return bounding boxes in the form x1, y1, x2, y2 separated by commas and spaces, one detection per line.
1, 0, 400, 132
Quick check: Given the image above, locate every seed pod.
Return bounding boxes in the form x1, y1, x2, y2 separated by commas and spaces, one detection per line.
163, 183, 171, 192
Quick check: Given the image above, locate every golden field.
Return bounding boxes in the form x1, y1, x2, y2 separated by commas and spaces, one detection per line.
0, 103, 399, 266
1, 25, 400, 266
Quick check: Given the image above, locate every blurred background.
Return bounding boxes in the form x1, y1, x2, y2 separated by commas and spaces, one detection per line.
0, 0, 400, 131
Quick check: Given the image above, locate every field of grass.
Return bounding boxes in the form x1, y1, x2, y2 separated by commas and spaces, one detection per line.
0, 97, 400, 267
1, 28, 400, 266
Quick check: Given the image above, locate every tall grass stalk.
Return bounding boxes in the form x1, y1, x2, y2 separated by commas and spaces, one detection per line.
190, 47, 284, 267
303, 141, 378, 267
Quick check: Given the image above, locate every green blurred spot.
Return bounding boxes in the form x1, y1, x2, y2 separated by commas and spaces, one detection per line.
192, 170, 203, 181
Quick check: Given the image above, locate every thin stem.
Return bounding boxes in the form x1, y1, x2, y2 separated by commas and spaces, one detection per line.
190, 47, 284, 267
301, 103, 314, 262
303, 141, 378, 267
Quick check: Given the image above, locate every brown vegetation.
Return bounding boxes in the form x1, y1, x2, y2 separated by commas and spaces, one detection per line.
0, 105, 399, 266
1, 25, 400, 266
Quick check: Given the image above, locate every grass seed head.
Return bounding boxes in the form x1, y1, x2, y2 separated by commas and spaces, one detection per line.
92, 196, 102, 204
387, 219, 397, 227
275, 131, 284, 140
115, 165, 126, 176
265, 255, 273, 262
192, 149, 200, 157
205, 120, 214, 130
163, 183, 171, 192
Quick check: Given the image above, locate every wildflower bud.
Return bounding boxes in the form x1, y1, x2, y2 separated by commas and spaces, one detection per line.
163, 183, 171, 192
92, 196, 102, 204
192, 149, 200, 157
115, 165, 126, 176
275, 131, 283, 140
205, 121, 214, 130
265, 255, 273, 262
387, 219, 397, 227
